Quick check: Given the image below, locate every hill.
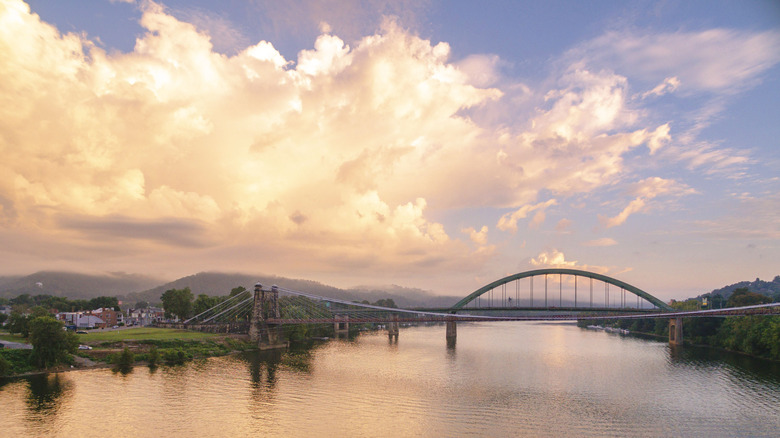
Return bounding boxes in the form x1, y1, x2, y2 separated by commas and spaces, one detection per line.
0, 271, 164, 301
703, 276, 780, 301
125, 272, 460, 308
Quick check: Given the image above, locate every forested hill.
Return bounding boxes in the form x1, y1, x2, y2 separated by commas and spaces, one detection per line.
704, 276, 780, 301
0, 271, 163, 300
126, 272, 460, 308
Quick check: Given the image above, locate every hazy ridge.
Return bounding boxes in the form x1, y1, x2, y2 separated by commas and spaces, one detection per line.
0, 271, 460, 308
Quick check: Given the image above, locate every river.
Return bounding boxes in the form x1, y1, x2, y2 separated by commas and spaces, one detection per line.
2, 322, 779, 437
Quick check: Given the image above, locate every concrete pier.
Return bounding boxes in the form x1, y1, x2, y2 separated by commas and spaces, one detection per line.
334, 315, 350, 336
446, 319, 457, 341
669, 317, 683, 346
387, 314, 399, 340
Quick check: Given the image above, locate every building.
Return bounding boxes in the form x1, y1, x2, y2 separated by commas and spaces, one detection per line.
57, 312, 105, 329
90, 308, 123, 327
126, 307, 165, 326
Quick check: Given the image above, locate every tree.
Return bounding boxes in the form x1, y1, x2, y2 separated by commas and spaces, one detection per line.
229, 286, 247, 297
135, 301, 149, 309
7, 312, 31, 337
373, 298, 397, 308
161, 287, 194, 320
28, 316, 78, 368
193, 294, 220, 316
88, 296, 119, 310
727, 287, 771, 308
0, 313, 8, 325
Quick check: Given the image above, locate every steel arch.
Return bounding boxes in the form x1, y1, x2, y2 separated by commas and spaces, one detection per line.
450, 268, 671, 311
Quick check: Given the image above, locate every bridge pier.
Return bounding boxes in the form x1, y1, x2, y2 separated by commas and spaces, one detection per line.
387, 314, 399, 340
446, 319, 457, 341
669, 317, 683, 346
334, 315, 350, 336
250, 283, 288, 350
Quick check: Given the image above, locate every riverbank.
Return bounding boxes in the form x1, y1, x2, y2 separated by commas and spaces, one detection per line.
1, 328, 256, 378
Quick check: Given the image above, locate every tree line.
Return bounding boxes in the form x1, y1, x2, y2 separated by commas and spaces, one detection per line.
579, 288, 780, 360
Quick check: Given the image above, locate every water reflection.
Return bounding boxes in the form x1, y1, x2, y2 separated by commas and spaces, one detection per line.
23, 373, 73, 432
0, 323, 778, 437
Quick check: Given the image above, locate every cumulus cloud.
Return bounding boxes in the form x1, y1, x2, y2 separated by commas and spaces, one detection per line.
0, 0, 769, 289
529, 249, 615, 275
462, 225, 489, 246
530, 249, 578, 268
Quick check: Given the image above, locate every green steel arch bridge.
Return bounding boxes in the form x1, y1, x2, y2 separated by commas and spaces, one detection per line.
166, 268, 780, 348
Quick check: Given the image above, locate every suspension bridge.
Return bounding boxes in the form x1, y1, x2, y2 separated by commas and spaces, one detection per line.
158, 268, 780, 349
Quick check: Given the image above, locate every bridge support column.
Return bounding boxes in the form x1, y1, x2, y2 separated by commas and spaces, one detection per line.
669, 317, 683, 346
446, 319, 457, 341
334, 315, 349, 336
387, 314, 399, 340
250, 283, 288, 350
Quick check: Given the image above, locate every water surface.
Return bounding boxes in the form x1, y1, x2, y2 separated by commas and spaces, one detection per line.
2, 322, 779, 437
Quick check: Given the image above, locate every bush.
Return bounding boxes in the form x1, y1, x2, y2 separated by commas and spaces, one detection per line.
147, 346, 160, 367
114, 347, 134, 368
162, 349, 190, 365
0, 353, 11, 376
0, 349, 35, 375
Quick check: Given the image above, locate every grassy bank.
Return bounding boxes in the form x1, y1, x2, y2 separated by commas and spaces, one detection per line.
78, 327, 218, 342
77, 328, 254, 367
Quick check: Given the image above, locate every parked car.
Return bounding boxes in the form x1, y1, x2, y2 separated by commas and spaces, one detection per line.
78, 345, 92, 350
76, 330, 88, 334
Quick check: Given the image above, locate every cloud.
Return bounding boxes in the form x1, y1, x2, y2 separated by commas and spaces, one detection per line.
497, 199, 557, 233
640, 76, 680, 99
462, 225, 488, 246
0, 0, 769, 291
583, 238, 617, 247
528, 249, 616, 275
599, 177, 696, 228
555, 218, 572, 233
575, 29, 780, 94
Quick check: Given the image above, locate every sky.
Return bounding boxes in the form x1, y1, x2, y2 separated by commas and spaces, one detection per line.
1, 0, 779, 301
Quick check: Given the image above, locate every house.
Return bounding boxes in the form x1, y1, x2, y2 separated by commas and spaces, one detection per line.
90, 308, 123, 327
127, 307, 165, 326
57, 312, 105, 329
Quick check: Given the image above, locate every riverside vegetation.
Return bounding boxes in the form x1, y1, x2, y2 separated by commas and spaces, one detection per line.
579, 287, 780, 360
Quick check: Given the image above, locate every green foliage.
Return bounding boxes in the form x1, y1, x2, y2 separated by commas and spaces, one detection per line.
162, 349, 190, 365
114, 347, 135, 371
161, 287, 194, 320
373, 298, 397, 308
0, 349, 35, 375
135, 301, 149, 309
0, 353, 11, 376
726, 288, 772, 308
229, 286, 247, 297
147, 346, 160, 366
7, 312, 31, 337
716, 316, 780, 359
29, 316, 78, 369
193, 294, 221, 316
0, 313, 7, 325
30, 306, 50, 318
88, 296, 120, 310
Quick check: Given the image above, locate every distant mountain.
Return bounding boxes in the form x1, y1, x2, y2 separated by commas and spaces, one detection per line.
0, 270, 461, 309
126, 272, 461, 308
0, 271, 164, 300
703, 276, 780, 301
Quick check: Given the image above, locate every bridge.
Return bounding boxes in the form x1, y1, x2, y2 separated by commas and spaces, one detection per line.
162, 269, 780, 349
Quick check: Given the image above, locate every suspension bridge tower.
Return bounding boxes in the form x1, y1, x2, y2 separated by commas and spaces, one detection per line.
249, 283, 288, 350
